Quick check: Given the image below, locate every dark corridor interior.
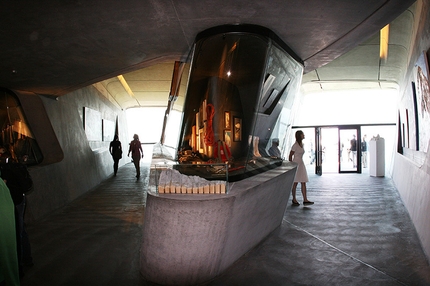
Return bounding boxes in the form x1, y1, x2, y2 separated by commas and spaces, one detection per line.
19, 162, 430, 286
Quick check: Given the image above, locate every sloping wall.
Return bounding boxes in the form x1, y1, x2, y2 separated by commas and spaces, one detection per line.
392, 0, 430, 260
23, 86, 128, 222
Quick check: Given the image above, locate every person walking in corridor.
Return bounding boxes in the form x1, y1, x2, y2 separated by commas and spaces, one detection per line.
109, 135, 122, 176
289, 130, 314, 206
128, 134, 143, 179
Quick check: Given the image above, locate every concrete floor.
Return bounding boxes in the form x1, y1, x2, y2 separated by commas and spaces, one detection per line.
20, 162, 430, 286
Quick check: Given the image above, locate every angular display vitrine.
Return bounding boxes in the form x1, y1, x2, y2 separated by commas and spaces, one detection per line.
176, 25, 304, 181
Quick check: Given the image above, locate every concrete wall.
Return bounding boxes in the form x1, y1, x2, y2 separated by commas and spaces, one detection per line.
392, 0, 430, 260
140, 162, 297, 285
22, 85, 128, 222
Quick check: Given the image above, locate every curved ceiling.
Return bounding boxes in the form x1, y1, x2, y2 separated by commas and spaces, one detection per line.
0, 0, 416, 109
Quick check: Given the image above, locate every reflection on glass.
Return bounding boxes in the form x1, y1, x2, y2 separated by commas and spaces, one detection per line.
0, 90, 43, 165
176, 25, 303, 181
339, 129, 358, 172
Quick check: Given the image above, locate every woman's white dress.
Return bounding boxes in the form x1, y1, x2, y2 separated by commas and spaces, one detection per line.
291, 142, 309, 183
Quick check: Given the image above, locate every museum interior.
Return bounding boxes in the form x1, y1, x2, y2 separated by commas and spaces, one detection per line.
1, 1, 430, 285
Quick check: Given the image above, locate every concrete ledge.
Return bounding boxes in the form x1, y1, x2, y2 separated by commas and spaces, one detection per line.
140, 161, 297, 285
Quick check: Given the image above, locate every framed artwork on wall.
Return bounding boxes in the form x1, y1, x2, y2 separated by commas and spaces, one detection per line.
414, 50, 430, 152
199, 128, 204, 153
224, 111, 231, 129
195, 111, 200, 129
191, 125, 196, 151
83, 107, 102, 141
397, 112, 403, 154
405, 109, 410, 148
102, 119, 115, 142
224, 130, 232, 147
412, 82, 420, 150
233, 117, 242, 142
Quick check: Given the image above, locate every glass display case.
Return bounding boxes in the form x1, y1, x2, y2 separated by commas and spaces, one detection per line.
176, 25, 304, 181
155, 162, 229, 194
0, 89, 43, 165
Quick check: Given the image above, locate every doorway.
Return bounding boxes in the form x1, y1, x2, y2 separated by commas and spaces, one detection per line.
292, 124, 394, 176
314, 126, 361, 174
338, 126, 361, 173
321, 127, 339, 173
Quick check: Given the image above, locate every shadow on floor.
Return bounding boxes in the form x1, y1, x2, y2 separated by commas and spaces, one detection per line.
21, 164, 430, 286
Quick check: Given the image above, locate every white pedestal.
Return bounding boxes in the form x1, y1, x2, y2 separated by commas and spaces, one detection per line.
369, 138, 385, 177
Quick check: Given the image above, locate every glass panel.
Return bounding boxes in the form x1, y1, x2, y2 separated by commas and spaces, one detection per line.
320, 128, 339, 173
176, 29, 303, 181
339, 129, 358, 172
0, 90, 43, 165
315, 127, 322, 175
155, 162, 229, 194
127, 107, 165, 143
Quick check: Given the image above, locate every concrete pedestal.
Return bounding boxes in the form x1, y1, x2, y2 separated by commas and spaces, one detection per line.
370, 138, 385, 177
140, 161, 297, 285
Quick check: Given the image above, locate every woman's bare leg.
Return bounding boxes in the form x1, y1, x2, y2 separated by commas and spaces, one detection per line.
292, 182, 299, 203
301, 183, 314, 204
301, 183, 307, 201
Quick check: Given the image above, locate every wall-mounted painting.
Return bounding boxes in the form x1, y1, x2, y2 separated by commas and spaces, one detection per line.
224, 130, 232, 147
103, 119, 115, 142
412, 82, 419, 149
199, 128, 204, 153
414, 50, 430, 152
405, 109, 410, 148
233, 117, 242, 142
224, 111, 231, 129
83, 107, 102, 141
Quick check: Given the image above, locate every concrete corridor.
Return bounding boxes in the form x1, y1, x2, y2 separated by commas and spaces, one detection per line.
20, 162, 430, 286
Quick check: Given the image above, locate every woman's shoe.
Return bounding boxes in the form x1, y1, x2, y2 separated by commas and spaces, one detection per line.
292, 200, 300, 206
303, 201, 314, 205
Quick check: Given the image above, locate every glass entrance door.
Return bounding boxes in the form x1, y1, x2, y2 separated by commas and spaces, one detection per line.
314, 127, 339, 175
315, 127, 322, 175
339, 126, 361, 173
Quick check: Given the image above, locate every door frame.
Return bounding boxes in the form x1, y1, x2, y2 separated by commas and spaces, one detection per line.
315, 127, 322, 175
292, 123, 394, 175
338, 125, 361, 173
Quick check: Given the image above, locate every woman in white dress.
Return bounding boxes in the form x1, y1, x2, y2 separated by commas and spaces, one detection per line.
288, 130, 314, 206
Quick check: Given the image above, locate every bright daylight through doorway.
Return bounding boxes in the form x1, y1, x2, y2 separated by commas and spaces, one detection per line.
125, 89, 398, 174
291, 88, 398, 175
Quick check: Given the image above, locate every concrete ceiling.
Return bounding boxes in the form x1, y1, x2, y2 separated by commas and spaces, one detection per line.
302, 7, 414, 94
0, 0, 416, 110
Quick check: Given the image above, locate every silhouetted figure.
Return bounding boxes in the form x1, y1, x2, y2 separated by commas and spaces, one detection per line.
109, 135, 122, 176
1, 159, 34, 279
128, 134, 143, 178
350, 134, 357, 168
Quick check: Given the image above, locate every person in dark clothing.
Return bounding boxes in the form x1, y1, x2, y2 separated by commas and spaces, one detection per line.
109, 135, 122, 176
0, 177, 20, 286
361, 134, 368, 168
0, 160, 34, 279
128, 134, 143, 179
350, 134, 357, 168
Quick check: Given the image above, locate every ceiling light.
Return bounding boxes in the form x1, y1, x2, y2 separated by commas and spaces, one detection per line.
380, 24, 390, 61
117, 75, 135, 98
